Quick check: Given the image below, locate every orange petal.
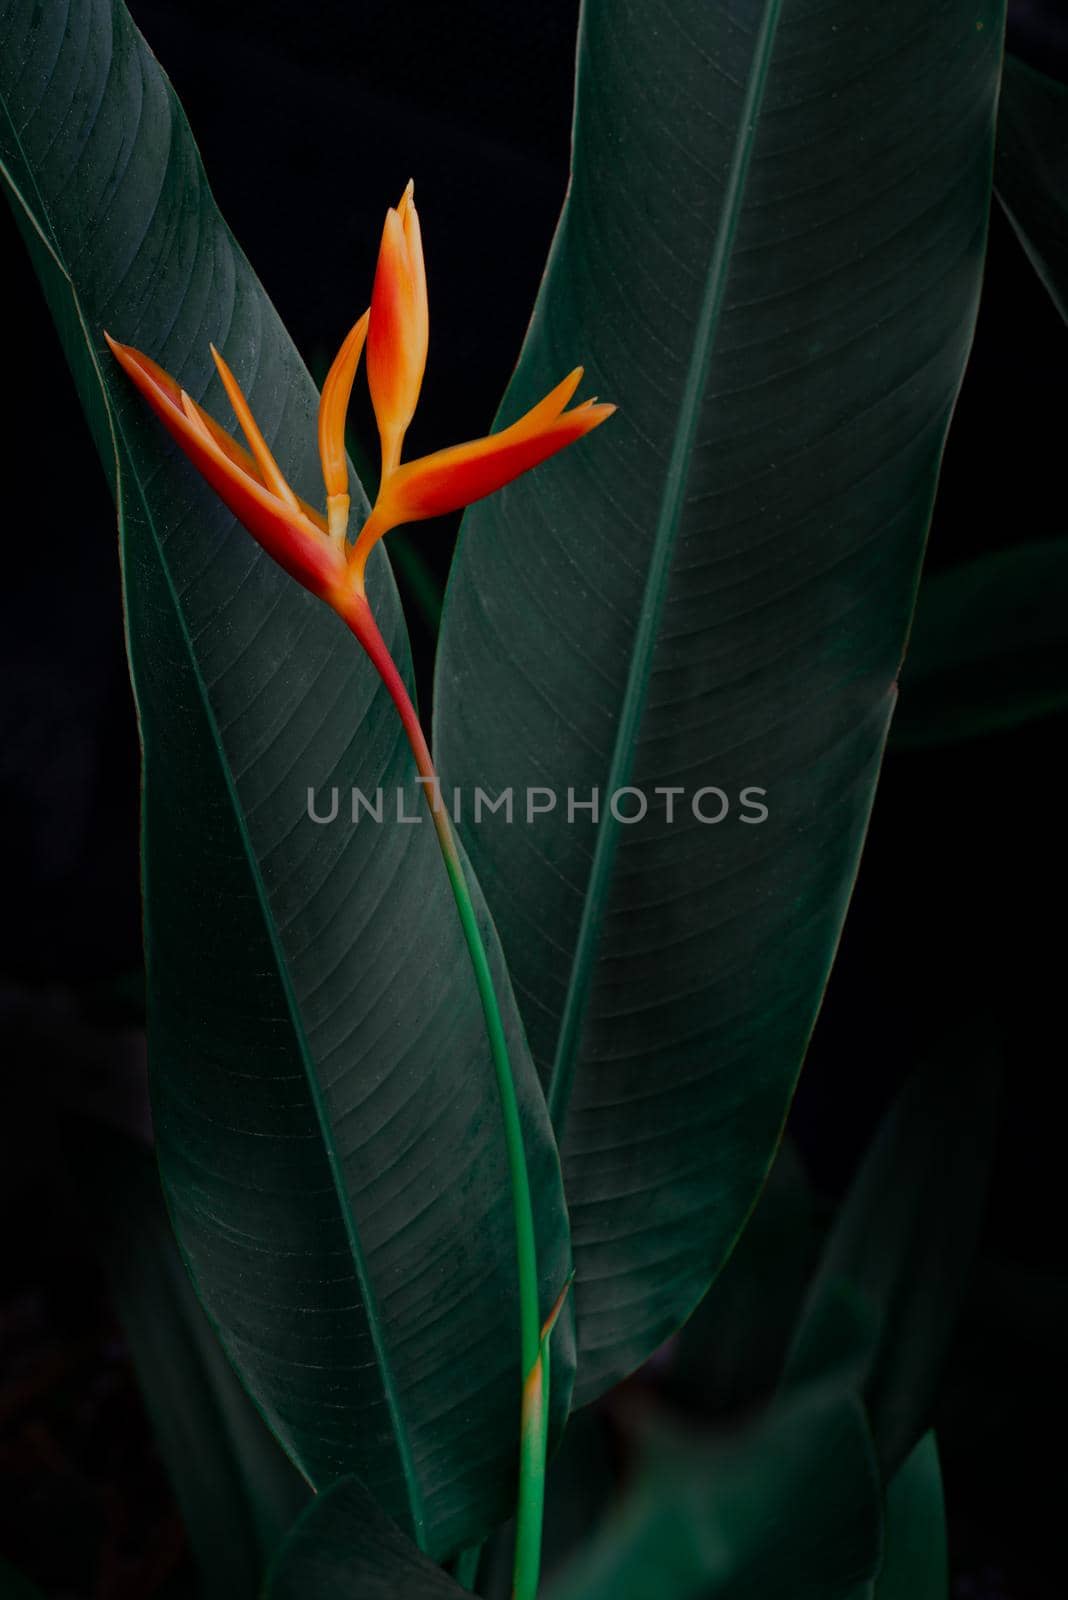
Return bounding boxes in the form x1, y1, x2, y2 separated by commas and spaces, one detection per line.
210, 344, 301, 512
386, 402, 615, 521
105, 333, 346, 603
317, 308, 370, 508
366, 181, 429, 477
350, 379, 615, 576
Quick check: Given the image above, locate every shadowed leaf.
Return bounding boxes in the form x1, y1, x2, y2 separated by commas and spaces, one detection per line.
266, 1477, 468, 1600
70, 1122, 310, 1597
543, 1382, 883, 1600
893, 539, 1068, 746
787, 1049, 1000, 1474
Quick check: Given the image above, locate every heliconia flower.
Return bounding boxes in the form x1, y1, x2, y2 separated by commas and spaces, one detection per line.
106, 189, 601, 1580
105, 181, 614, 635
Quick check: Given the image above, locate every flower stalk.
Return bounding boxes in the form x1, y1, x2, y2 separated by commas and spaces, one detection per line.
346, 592, 548, 1599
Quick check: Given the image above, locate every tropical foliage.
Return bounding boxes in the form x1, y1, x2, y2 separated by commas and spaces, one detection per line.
2, 0, 1061, 1593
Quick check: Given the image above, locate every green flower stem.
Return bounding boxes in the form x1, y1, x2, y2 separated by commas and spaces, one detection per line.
347, 594, 547, 1600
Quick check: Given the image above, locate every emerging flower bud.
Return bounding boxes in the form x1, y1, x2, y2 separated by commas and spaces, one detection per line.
366, 180, 429, 478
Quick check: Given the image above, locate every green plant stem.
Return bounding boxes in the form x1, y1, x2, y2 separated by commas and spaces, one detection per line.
345, 592, 547, 1600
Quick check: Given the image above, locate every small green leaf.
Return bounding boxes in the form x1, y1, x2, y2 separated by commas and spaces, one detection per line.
893, 539, 1068, 747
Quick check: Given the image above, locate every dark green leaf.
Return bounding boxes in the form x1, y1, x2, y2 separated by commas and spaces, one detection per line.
663, 1138, 818, 1418
786, 1049, 1000, 1474
893, 539, 1068, 746
872, 1434, 948, 1600
435, 0, 1006, 1404
996, 54, 1068, 322
0, 0, 571, 1557
265, 1477, 467, 1600
70, 1122, 309, 1597
543, 1382, 883, 1600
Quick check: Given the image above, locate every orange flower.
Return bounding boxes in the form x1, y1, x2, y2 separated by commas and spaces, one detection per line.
106, 181, 614, 622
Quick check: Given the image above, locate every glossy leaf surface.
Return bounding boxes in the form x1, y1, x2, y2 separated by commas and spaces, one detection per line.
0, 0, 572, 1557
436, 0, 1006, 1402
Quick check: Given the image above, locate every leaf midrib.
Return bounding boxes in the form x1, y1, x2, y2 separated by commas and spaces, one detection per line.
546, 0, 787, 1128
0, 61, 426, 1544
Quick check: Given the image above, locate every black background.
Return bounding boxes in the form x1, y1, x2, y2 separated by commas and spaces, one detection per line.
2, 2, 1067, 1595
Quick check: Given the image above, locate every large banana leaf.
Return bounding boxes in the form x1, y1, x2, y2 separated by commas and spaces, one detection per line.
0, 0, 572, 1558
435, 0, 1006, 1402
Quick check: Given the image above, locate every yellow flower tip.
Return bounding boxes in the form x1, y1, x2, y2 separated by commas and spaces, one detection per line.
540, 1271, 575, 1348
327, 492, 350, 546
318, 308, 370, 503
209, 343, 301, 512
396, 178, 415, 221
515, 367, 587, 438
